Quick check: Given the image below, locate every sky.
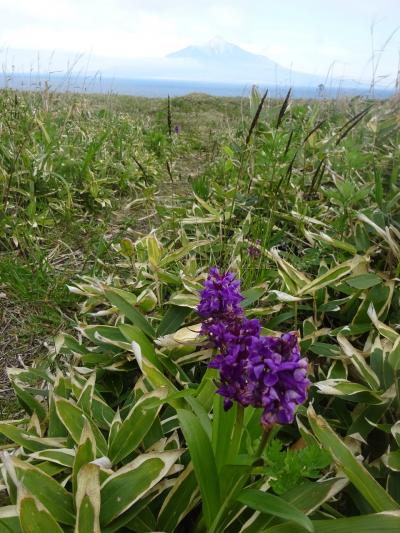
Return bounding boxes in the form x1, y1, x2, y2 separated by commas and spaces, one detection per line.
0, 0, 399, 83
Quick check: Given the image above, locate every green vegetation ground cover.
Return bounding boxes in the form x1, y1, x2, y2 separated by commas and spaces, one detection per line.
0, 86, 400, 531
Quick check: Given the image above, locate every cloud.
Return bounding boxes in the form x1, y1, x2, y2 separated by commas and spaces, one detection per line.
0, 0, 399, 82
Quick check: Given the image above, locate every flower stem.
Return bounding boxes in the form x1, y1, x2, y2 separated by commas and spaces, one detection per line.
255, 424, 279, 460
230, 404, 244, 461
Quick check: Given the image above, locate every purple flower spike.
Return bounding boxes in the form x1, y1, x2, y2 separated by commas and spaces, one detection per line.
198, 267, 243, 320
247, 333, 310, 427
197, 267, 309, 428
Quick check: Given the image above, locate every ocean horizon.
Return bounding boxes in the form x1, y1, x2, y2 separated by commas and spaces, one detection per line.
0, 73, 394, 99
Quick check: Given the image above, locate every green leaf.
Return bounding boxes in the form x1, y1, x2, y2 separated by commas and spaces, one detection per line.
241, 285, 267, 307
118, 323, 162, 369
241, 478, 348, 533
159, 240, 211, 267
177, 408, 220, 528
75, 464, 101, 533
104, 288, 155, 338
108, 388, 167, 464
212, 397, 241, 471
146, 233, 162, 267
30, 449, 75, 468
55, 397, 108, 456
10, 381, 47, 422
237, 489, 314, 532
19, 496, 64, 533
263, 511, 400, 532
384, 450, 400, 472
0, 506, 22, 533
77, 372, 95, 415
100, 451, 182, 526
388, 337, 400, 371
157, 465, 198, 533
156, 305, 192, 336
314, 380, 382, 403
346, 273, 382, 289
130, 339, 182, 406
337, 335, 380, 390
169, 292, 200, 308
0, 423, 65, 453
297, 256, 364, 296
308, 404, 399, 512
72, 421, 96, 497
13, 457, 75, 525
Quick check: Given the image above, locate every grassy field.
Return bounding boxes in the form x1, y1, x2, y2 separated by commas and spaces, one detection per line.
1, 87, 400, 531
0, 90, 242, 405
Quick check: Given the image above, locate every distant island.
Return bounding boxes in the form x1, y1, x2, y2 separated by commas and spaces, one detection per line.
0, 37, 395, 98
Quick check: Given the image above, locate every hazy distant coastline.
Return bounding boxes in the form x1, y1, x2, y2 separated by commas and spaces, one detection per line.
0, 73, 394, 99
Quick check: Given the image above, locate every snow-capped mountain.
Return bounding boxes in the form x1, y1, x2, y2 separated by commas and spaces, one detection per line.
3, 37, 369, 90
165, 37, 362, 88
167, 36, 263, 62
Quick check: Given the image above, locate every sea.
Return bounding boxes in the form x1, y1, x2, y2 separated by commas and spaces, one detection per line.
0, 73, 394, 99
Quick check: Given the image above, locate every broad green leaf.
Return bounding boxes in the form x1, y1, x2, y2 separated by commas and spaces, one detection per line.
137, 288, 157, 312
0, 506, 22, 533
177, 408, 220, 527
13, 457, 75, 525
104, 288, 155, 338
267, 248, 310, 292
368, 304, 399, 343
108, 409, 122, 449
268, 290, 305, 303
159, 240, 211, 267
19, 496, 64, 533
196, 368, 218, 411
77, 372, 96, 415
48, 375, 69, 438
212, 397, 241, 471
388, 337, 400, 371
346, 273, 382, 289
392, 421, 400, 447
156, 323, 201, 349
156, 305, 192, 336
1, 452, 18, 505
263, 511, 400, 532
75, 464, 101, 533
0, 423, 65, 453
61, 334, 93, 356
30, 448, 75, 468
130, 339, 182, 407
308, 404, 399, 512
169, 292, 200, 308
146, 233, 162, 267
314, 379, 382, 403
55, 397, 108, 456
119, 323, 162, 369
297, 256, 364, 296
384, 449, 400, 472
108, 388, 167, 464
237, 489, 314, 532
337, 335, 380, 389
157, 465, 198, 533
241, 478, 348, 533
100, 450, 182, 526
72, 421, 96, 497
10, 381, 47, 422
242, 285, 268, 307
305, 231, 357, 254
